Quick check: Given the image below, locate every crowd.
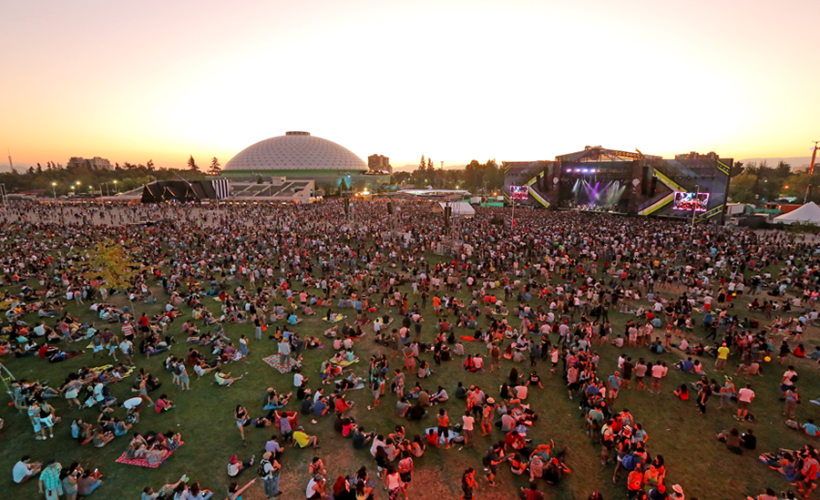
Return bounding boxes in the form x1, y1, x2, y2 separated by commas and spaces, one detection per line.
2, 199, 820, 500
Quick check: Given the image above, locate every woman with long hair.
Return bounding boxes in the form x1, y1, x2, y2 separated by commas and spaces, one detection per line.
235, 404, 249, 445
461, 467, 478, 500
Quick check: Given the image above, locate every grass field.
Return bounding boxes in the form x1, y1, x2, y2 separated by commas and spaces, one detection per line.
0, 257, 817, 500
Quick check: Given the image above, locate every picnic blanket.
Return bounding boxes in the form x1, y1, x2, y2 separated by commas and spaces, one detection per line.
460, 335, 484, 342
263, 355, 301, 374
330, 357, 359, 367
89, 364, 135, 380
115, 443, 183, 468
334, 379, 366, 390
424, 428, 460, 446
374, 317, 394, 327
323, 314, 346, 323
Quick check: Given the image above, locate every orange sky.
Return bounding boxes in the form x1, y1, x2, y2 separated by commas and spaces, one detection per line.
1, 0, 818, 170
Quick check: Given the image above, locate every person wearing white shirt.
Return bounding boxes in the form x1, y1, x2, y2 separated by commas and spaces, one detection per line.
12, 456, 41, 483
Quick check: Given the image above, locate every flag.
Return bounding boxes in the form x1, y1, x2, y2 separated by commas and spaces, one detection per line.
211, 179, 230, 199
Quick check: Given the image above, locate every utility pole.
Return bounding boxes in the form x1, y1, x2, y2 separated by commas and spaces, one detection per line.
810, 141, 819, 176
805, 184, 812, 205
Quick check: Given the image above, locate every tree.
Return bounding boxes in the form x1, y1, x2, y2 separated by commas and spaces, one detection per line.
187, 155, 199, 172
84, 240, 142, 292
391, 171, 411, 185
730, 161, 745, 178
728, 173, 757, 203
419, 155, 426, 171
208, 157, 221, 176
146, 160, 155, 170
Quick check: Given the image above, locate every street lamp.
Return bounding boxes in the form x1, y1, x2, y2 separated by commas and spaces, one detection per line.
113, 180, 118, 193
51, 182, 57, 199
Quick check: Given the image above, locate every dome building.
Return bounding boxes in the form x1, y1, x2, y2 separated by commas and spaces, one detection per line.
224, 131, 367, 173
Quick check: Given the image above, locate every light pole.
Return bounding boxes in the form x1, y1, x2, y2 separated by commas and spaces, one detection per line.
51, 182, 57, 199
805, 184, 812, 205
691, 185, 699, 228
113, 180, 118, 193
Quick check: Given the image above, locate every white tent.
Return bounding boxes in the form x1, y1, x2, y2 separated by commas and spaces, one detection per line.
437, 201, 475, 217
773, 202, 820, 225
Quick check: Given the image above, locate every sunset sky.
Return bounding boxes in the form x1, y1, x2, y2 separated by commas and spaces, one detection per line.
1, 0, 818, 170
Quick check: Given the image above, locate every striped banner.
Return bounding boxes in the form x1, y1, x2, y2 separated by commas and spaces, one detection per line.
211, 179, 230, 199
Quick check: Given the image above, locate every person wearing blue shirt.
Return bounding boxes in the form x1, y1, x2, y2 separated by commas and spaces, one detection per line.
703, 311, 713, 326
677, 358, 695, 373
312, 398, 327, 416
804, 420, 820, 437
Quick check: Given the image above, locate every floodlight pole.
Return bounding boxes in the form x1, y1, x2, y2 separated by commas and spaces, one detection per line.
691, 185, 699, 228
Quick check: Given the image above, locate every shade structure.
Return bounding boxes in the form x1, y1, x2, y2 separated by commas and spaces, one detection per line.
773, 202, 820, 225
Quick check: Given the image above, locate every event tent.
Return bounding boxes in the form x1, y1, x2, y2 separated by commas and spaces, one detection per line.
436, 201, 475, 217
773, 202, 820, 225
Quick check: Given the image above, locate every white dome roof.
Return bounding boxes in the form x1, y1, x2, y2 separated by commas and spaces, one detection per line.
225, 132, 367, 171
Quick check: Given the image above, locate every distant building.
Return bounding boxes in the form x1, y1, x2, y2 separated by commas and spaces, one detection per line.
674, 151, 720, 161
67, 157, 112, 170
368, 154, 392, 174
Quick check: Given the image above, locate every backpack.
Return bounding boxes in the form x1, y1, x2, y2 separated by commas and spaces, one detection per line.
622, 453, 641, 471
257, 459, 269, 478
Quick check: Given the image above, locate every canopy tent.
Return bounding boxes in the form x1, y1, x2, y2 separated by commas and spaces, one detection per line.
436, 201, 475, 217
141, 180, 217, 203
773, 202, 820, 225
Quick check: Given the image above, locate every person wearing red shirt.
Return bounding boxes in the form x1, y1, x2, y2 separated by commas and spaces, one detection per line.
334, 395, 352, 415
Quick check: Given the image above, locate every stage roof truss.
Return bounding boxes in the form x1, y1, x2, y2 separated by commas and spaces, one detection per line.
556, 146, 661, 163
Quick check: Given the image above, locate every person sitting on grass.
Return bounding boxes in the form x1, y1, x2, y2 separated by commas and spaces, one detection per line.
12, 456, 42, 484
673, 384, 690, 401
227, 479, 256, 500
263, 388, 292, 410
155, 394, 175, 413
214, 370, 242, 387
716, 428, 744, 454
140, 474, 190, 500
227, 454, 255, 477
804, 419, 820, 437
292, 426, 320, 449
91, 427, 115, 448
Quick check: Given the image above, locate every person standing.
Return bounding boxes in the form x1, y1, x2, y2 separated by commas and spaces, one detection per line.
696, 382, 712, 414
716, 343, 730, 372
38, 460, 62, 500
437, 409, 450, 449
462, 467, 478, 500
737, 384, 755, 421
260, 452, 282, 498
462, 410, 475, 448
278, 339, 291, 367
235, 405, 249, 446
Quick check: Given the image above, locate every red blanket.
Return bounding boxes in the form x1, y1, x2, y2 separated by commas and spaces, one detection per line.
115, 443, 183, 468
